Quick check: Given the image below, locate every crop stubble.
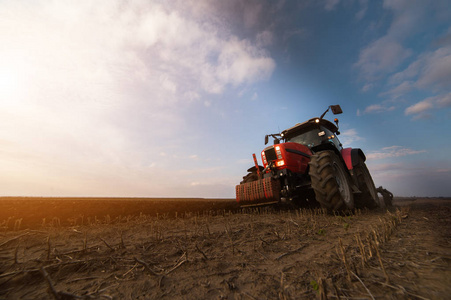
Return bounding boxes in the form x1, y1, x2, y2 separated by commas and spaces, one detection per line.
0, 197, 450, 299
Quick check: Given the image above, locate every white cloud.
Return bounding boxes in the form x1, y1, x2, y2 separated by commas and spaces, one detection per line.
0, 0, 276, 196
355, 2, 450, 122
404, 92, 451, 119
389, 45, 451, 92
381, 80, 414, 99
382, 0, 424, 37
256, 30, 274, 47
364, 104, 384, 114
382, 41, 451, 120
416, 47, 451, 91
367, 146, 426, 160
355, 0, 369, 20
339, 128, 363, 146
216, 37, 275, 90
437, 93, 451, 108
360, 83, 374, 92
355, 37, 412, 80
251, 92, 258, 101
405, 100, 434, 115
324, 0, 340, 11
0, 0, 276, 106
355, 0, 437, 82
359, 104, 396, 115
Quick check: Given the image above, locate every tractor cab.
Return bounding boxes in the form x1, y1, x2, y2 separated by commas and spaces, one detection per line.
281, 118, 342, 153
265, 104, 343, 153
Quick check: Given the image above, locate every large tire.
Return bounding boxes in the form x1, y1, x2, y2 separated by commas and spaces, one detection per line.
240, 172, 258, 184
354, 159, 384, 209
240, 166, 264, 184
309, 150, 354, 211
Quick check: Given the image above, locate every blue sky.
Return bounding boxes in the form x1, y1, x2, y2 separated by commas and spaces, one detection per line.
0, 0, 450, 198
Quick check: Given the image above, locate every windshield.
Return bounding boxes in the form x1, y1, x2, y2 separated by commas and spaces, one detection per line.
285, 126, 342, 150
286, 128, 322, 148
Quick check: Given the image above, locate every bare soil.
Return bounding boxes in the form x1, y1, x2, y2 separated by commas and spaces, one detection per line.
0, 197, 450, 299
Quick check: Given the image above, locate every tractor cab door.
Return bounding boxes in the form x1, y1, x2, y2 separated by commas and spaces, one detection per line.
318, 126, 342, 151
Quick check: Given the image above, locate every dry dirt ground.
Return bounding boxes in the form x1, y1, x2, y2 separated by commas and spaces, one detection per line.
0, 197, 450, 299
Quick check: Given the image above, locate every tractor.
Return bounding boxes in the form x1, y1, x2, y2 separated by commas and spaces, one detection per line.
235, 105, 385, 211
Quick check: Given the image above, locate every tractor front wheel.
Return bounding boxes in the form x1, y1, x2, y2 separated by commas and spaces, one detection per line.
309, 150, 354, 211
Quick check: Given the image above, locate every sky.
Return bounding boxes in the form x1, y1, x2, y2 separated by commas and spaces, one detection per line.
0, 0, 450, 198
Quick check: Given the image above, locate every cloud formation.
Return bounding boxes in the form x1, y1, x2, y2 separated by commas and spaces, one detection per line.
357, 104, 395, 116
354, 0, 423, 80
339, 128, 363, 146
0, 0, 276, 196
367, 146, 426, 160
404, 92, 451, 119
355, 0, 451, 120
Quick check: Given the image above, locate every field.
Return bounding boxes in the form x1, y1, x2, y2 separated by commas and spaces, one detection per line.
0, 197, 450, 299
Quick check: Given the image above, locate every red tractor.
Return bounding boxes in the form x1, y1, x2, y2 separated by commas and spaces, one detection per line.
236, 105, 384, 211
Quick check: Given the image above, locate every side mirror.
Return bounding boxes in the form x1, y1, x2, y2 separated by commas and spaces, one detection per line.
265, 135, 269, 145
331, 105, 342, 115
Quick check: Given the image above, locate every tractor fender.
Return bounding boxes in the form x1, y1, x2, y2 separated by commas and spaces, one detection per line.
341, 148, 366, 170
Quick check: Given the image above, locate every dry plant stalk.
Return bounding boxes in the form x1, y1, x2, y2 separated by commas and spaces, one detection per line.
120, 231, 125, 249
82, 232, 88, 253
318, 277, 327, 300
351, 271, 375, 300
338, 238, 352, 282
355, 234, 366, 268
224, 221, 235, 255
14, 218, 22, 231
100, 237, 115, 251
40, 267, 59, 299
374, 240, 390, 283
195, 243, 208, 260
366, 235, 373, 258
134, 257, 159, 276
14, 243, 19, 264
46, 235, 51, 260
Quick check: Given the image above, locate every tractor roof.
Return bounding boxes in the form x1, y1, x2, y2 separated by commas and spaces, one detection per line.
281, 118, 338, 137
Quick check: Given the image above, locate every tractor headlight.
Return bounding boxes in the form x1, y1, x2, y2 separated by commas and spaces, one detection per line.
275, 146, 282, 159
276, 160, 285, 167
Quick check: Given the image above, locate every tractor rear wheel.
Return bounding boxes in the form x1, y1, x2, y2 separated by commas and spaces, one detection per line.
354, 158, 384, 209
309, 150, 354, 211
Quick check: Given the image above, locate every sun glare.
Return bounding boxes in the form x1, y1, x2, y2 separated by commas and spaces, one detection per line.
0, 56, 32, 108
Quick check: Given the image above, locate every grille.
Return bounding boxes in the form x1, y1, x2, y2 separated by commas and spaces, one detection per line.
264, 147, 277, 161
235, 177, 281, 203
